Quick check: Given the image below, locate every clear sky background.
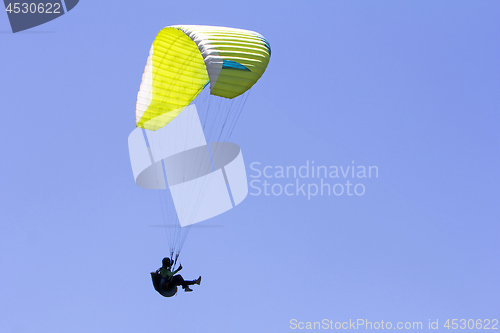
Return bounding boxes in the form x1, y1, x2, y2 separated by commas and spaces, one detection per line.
1, 1, 499, 332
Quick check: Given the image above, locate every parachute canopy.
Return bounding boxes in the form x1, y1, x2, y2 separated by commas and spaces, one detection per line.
136, 25, 271, 131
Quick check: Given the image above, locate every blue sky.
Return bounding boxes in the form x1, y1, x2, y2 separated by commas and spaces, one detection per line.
1, 1, 499, 332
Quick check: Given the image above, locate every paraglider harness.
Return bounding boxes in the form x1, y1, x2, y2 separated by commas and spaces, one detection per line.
151, 270, 178, 297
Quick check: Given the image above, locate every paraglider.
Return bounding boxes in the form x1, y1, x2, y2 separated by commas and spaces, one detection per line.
128, 25, 270, 297
134, 25, 271, 131
151, 258, 201, 296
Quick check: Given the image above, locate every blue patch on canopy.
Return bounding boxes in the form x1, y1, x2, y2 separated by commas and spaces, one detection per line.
222, 60, 250, 71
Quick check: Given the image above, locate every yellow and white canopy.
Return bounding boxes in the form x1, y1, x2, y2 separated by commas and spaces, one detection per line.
136, 25, 271, 131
